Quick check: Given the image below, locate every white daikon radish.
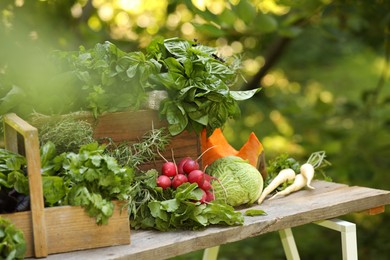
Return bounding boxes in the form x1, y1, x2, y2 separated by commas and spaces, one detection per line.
269, 174, 307, 200
258, 168, 296, 204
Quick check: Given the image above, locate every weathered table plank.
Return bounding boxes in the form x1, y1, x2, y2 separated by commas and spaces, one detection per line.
38, 181, 390, 260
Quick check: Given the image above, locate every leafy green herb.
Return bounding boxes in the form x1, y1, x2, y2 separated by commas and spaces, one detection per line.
147, 37, 260, 136
52, 41, 160, 117
0, 217, 26, 259
45, 142, 135, 224
0, 149, 28, 194
51, 38, 260, 136
0, 142, 135, 224
128, 171, 244, 231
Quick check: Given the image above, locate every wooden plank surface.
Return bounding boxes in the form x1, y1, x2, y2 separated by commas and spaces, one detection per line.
39, 180, 390, 260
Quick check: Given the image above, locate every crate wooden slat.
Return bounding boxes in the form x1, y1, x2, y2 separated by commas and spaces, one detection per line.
39, 180, 390, 260
3, 113, 48, 257
1, 113, 130, 258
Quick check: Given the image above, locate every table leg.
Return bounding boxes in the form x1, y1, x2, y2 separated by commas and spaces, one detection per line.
279, 228, 301, 260
202, 246, 220, 260
314, 219, 358, 260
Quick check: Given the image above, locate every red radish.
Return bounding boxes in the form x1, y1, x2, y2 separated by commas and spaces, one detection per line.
177, 157, 191, 175
156, 175, 171, 189
199, 189, 207, 203
204, 173, 211, 182
157, 149, 178, 177
162, 161, 177, 177
188, 170, 205, 187
171, 174, 188, 189
182, 146, 216, 174
182, 159, 199, 174
205, 190, 215, 202
199, 180, 212, 191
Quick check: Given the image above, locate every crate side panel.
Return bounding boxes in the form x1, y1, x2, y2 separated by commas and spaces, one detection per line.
44, 203, 130, 255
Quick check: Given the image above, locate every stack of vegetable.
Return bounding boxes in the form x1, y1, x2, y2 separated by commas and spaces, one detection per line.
258, 151, 331, 204
1, 37, 334, 236
156, 152, 216, 203
51, 37, 260, 137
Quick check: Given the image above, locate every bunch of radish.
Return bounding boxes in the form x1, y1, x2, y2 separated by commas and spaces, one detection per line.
156, 151, 215, 203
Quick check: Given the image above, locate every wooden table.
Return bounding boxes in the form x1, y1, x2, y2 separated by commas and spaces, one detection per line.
37, 181, 390, 260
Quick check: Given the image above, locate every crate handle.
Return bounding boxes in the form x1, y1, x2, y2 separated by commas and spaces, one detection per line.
3, 113, 48, 257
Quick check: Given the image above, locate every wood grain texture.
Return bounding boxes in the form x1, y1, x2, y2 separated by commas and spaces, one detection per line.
39, 180, 390, 260
1, 201, 130, 257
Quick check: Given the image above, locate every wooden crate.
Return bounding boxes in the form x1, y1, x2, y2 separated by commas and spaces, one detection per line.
31, 110, 202, 171
0, 113, 130, 258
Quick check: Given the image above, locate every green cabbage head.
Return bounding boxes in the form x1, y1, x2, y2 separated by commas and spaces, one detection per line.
206, 156, 263, 207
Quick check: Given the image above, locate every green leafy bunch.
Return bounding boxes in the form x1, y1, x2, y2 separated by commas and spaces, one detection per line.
0, 217, 26, 260
147, 38, 260, 136
1, 142, 134, 225
129, 169, 244, 231
53, 41, 161, 117
42, 142, 135, 224
0, 149, 28, 195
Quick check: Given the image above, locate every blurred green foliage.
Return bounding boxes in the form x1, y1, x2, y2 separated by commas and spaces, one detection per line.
1, 0, 389, 259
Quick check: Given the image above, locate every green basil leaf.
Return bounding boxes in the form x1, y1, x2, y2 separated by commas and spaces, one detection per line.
163, 38, 190, 58
206, 61, 235, 76
126, 64, 138, 78
187, 109, 209, 126
162, 102, 188, 136
164, 57, 185, 77
230, 88, 261, 101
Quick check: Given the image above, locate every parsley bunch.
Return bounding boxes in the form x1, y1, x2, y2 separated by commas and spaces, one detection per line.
42, 142, 135, 224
